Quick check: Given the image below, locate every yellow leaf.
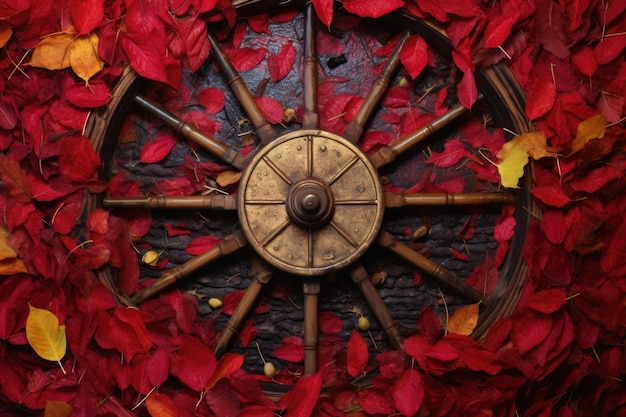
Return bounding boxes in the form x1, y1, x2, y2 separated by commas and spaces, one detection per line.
0, 21, 13, 48
30, 32, 74, 70
44, 400, 73, 417
69, 32, 104, 82
497, 140, 529, 189
571, 114, 607, 154
447, 302, 480, 336
26, 305, 67, 371
216, 170, 242, 187
0, 226, 28, 275
510, 131, 559, 160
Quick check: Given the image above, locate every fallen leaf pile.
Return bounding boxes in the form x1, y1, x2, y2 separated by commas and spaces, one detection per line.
0, 0, 624, 416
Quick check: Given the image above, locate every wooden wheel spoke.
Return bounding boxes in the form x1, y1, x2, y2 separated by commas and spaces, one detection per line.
302, 4, 319, 129
350, 265, 403, 350
133, 95, 247, 170
103, 194, 237, 210
377, 231, 486, 303
384, 191, 516, 208
368, 99, 480, 169
343, 31, 411, 144
207, 30, 277, 145
131, 230, 248, 304
303, 276, 320, 374
214, 261, 274, 358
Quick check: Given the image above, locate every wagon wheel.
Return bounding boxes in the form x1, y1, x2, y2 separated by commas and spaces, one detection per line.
85, 0, 537, 378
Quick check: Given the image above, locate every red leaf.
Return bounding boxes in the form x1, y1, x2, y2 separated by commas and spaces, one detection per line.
356, 388, 394, 415
483, 10, 521, 48
541, 209, 569, 244
344, 96, 364, 121
268, 42, 296, 82
312, 0, 334, 28
87, 208, 109, 235
228, 47, 267, 72
494, 216, 516, 242
170, 335, 216, 391
248, 13, 270, 34
347, 330, 368, 378
426, 139, 468, 167
452, 51, 477, 108
58, 135, 101, 182
511, 311, 552, 355
196, 87, 225, 114
527, 288, 567, 313
52, 195, 83, 235
205, 353, 244, 391
392, 368, 424, 417
278, 372, 322, 417
319, 311, 343, 334
594, 32, 626, 65
0, 97, 17, 129
0, 154, 32, 203
71, 0, 104, 34
531, 184, 570, 208
222, 290, 244, 315
400, 35, 428, 79
238, 319, 256, 347
274, 335, 304, 363
525, 80, 556, 120
139, 135, 177, 164
382, 86, 410, 108
342, 0, 405, 18
451, 247, 468, 261
254, 96, 284, 124
121, 30, 169, 83
185, 235, 221, 255
65, 81, 112, 108
571, 46, 597, 77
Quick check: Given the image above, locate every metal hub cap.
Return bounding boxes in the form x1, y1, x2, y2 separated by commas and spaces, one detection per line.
238, 130, 384, 276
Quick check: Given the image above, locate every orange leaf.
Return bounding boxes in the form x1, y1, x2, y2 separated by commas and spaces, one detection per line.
69, 32, 104, 82
0, 21, 13, 48
571, 114, 607, 154
205, 353, 244, 391
511, 130, 559, 160
146, 393, 178, 417
30, 31, 74, 70
44, 400, 73, 417
446, 303, 480, 336
216, 170, 242, 187
0, 226, 28, 275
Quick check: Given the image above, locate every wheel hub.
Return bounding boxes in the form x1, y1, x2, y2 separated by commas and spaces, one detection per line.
238, 130, 384, 276
286, 178, 334, 228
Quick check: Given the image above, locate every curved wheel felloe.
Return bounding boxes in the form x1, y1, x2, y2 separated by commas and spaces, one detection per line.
84, 0, 537, 377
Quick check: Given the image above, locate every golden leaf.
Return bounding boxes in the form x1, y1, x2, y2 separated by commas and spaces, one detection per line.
0, 226, 28, 275
571, 114, 607, 154
44, 400, 73, 417
446, 302, 480, 336
26, 305, 67, 372
30, 32, 74, 70
511, 131, 559, 160
216, 170, 242, 187
496, 140, 529, 189
0, 21, 13, 48
69, 32, 104, 82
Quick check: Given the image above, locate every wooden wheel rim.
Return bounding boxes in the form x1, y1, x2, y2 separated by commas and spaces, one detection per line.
83, 0, 538, 375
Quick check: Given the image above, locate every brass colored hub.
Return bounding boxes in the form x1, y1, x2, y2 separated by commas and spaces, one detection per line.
238, 130, 384, 276
286, 178, 334, 228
